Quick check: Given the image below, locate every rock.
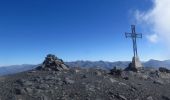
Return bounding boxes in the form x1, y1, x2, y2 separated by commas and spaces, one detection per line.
14, 88, 25, 95
147, 96, 153, 100
123, 77, 129, 80
25, 88, 33, 94
40, 95, 49, 100
64, 78, 75, 84
16, 79, 25, 85
114, 94, 127, 100
153, 79, 164, 85
124, 63, 138, 72
29, 70, 37, 73
61, 64, 69, 70
36, 54, 69, 71
119, 82, 128, 86
37, 84, 50, 90
162, 95, 170, 100
22, 81, 33, 86
109, 78, 118, 83
110, 67, 122, 76
140, 75, 149, 80
82, 74, 88, 78
159, 67, 170, 73
75, 69, 80, 73
95, 71, 102, 76
86, 84, 95, 92
125, 57, 143, 72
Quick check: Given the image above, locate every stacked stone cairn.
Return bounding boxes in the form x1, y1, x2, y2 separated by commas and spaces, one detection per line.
36, 54, 69, 71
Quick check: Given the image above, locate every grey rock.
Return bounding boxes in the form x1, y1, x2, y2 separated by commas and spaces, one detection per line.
36, 84, 50, 90
153, 79, 164, 85
64, 78, 75, 84
147, 96, 153, 100
25, 88, 33, 94
162, 95, 170, 100
159, 67, 170, 73
114, 94, 127, 100
23, 81, 33, 86
14, 88, 25, 95
95, 71, 102, 76
110, 67, 122, 76
109, 78, 118, 83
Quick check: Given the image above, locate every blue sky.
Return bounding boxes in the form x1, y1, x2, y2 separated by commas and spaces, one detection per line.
0, 0, 167, 66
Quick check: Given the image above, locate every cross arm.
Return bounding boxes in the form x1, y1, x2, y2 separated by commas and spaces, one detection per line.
125, 33, 142, 38
125, 33, 132, 38
136, 33, 142, 38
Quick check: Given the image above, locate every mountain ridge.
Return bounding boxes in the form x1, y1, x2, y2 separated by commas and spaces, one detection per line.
0, 59, 170, 76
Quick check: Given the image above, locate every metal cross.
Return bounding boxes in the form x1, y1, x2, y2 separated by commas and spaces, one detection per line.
125, 25, 142, 58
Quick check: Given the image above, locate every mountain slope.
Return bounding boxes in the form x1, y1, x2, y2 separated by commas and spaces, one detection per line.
0, 67, 170, 100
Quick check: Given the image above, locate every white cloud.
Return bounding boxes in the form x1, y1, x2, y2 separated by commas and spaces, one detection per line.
135, 0, 170, 44
147, 34, 158, 43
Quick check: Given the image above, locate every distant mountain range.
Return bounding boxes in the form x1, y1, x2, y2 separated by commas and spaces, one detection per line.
0, 64, 37, 76
65, 61, 130, 70
0, 59, 170, 76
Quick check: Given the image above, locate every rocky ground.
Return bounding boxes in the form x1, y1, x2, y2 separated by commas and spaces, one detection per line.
0, 55, 170, 100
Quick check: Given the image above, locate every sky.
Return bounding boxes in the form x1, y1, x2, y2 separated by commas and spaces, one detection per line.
0, 0, 169, 66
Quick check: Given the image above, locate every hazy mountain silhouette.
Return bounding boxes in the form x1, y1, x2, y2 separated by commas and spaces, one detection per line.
0, 59, 170, 76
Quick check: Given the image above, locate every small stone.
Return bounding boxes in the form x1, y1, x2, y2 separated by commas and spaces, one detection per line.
64, 78, 75, 84
40, 95, 49, 100
109, 78, 118, 83
147, 96, 153, 100
115, 94, 127, 100
82, 75, 88, 78
16, 79, 25, 85
162, 95, 170, 100
37, 84, 50, 90
153, 79, 164, 85
95, 71, 102, 76
14, 88, 25, 95
74, 69, 80, 73
23, 81, 33, 86
119, 82, 127, 86
25, 88, 33, 94
123, 77, 129, 80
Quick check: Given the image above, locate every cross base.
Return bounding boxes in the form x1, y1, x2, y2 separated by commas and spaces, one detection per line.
125, 56, 143, 72
132, 56, 142, 68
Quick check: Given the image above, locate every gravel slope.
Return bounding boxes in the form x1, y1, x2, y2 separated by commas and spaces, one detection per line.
0, 67, 170, 100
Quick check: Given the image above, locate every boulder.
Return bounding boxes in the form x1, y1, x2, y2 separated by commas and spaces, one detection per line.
110, 67, 122, 76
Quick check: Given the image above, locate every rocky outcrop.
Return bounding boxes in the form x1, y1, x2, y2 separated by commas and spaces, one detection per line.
110, 67, 122, 76
36, 54, 69, 71
159, 67, 170, 73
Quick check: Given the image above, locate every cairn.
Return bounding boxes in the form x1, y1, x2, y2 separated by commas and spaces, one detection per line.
36, 54, 69, 71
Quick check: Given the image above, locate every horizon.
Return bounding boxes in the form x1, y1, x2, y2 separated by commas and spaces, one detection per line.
0, 0, 170, 66
1, 58, 170, 67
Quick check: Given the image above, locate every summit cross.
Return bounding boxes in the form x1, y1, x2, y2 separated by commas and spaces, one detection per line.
125, 25, 142, 58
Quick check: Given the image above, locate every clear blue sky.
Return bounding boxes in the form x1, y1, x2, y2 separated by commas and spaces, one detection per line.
0, 0, 165, 66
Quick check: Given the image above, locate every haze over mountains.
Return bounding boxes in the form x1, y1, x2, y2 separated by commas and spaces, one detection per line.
0, 59, 170, 76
